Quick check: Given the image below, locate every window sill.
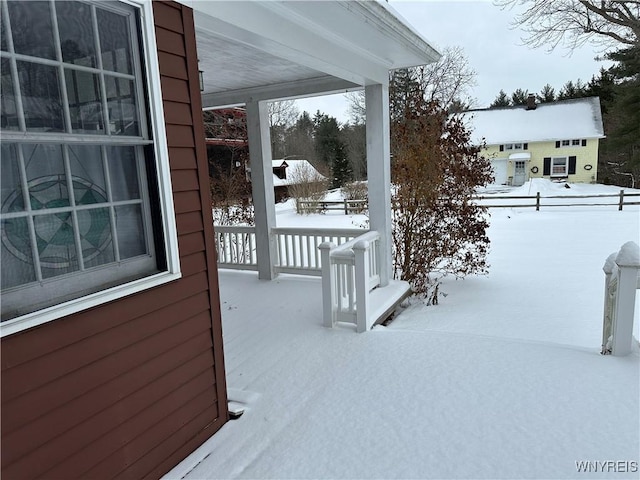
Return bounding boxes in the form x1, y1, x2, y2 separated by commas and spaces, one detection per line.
0, 270, 181, 338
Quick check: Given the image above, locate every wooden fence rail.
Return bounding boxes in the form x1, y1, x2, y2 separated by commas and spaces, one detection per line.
296, 199, 368, 214
297, 190, 640, 213
474, 190, 640, 211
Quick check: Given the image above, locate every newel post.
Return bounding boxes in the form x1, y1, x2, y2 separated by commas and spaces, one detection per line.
610, 241, 640, 356
353, 240, 370, 333
601, 253, 617, 354
319, 242, 336, 328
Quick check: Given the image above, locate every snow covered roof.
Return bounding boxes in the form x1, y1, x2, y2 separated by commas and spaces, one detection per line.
508, 152, 531, 160
271, 159, 325, 187
462, 97, 605, 145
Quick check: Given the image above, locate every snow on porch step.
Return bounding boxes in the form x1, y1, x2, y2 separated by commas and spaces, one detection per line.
368, 280, 412, 328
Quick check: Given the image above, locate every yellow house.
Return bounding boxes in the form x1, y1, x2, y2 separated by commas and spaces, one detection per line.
463, 96, 605, 186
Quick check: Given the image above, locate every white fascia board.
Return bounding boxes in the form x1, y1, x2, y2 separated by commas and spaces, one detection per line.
191, 2, 390, 86
202, 76, 361, 108
362, 1, 441, 66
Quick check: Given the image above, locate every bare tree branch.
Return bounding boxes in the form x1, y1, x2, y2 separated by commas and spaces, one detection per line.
494, 0, 640, 52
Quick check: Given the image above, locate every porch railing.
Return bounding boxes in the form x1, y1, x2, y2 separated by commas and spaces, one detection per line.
215, 226, 257, 270
214, 225, 365, 275
319, 231, 381, 333
274, 227, 365, 275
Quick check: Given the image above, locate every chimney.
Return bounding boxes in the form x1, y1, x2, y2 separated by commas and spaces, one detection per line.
526, 94, 537, 111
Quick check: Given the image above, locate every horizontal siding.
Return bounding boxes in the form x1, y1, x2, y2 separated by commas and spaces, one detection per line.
2, 344, 213, 469
172, 168, 200, 191
1, 2, 227, 478
153, 1, 184, 33
1, 287, 211, 408
180, 251, 208, 275
140, 412, 224, 480
167, 123, 196, 147
164, 100, 194, 125
161, 77, 190, 103
179, 231, 206, 257
177, 210, 205, 235
0, 270, 209, 373
95, 402, 220, 480
4, 349, 214, 479
158, 51, 188, 80
2, 297, 211, 436
169, 147, 198, 170
42, 373, 217, 479
156, 27, 186, 56
174, 190, 204, 214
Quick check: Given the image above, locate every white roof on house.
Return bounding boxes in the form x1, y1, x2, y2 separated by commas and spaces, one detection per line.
271, 159, 325, 187
462, 97, 605, 146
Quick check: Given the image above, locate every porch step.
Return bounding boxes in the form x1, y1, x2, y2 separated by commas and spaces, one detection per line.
368, 280, 412, 328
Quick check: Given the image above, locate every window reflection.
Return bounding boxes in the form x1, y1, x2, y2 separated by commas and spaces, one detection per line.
7, 1, 55, 60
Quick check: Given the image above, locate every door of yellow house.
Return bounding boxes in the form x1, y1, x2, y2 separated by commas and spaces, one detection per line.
513, 160, 527, 186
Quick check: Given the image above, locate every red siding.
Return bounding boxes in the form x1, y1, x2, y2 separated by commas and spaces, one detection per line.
0, 2, 228, 478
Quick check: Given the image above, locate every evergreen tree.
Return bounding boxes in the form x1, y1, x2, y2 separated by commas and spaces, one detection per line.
331, 141, 353, 188
586, 68, 616, 113
389, 68, 422, 123
313, 113, 350, 187
341, 122, 367, 180
557, 80, 579, 100
490, 89, 511, 108
537, 84, 556, 103
600, 45, 640, 187
511, 88, 529, 105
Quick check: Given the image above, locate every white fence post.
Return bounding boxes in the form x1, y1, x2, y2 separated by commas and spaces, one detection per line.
319, 242, 336, 328
353, 240, 370, 333
611, 242, 640, 356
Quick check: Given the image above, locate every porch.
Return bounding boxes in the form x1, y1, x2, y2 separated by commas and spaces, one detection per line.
214, 223, 411, 331
164, 205, 640, 479
190, 1, 436, 330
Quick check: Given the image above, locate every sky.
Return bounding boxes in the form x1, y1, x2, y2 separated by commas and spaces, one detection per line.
296, 0, 613, 123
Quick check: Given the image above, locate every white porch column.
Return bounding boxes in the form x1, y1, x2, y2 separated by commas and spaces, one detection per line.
365, 83, 392, 287
246, 100, 277, 280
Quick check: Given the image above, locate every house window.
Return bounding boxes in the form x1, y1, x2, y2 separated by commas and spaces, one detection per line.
561, 140, 570, 146
1, 0, 179, 332
551, 157, 568, 176
503, 143, 525, 151
572, 139, 580, 146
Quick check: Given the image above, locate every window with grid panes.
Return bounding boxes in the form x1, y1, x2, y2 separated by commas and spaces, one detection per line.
0, 0, 177, 325
551, 157, 568, 176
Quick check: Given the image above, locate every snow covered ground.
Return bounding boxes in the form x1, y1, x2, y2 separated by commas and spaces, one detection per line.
166, 180, 639, 480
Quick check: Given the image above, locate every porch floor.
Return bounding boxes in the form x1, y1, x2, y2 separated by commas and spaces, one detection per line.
166, 268, 638, 480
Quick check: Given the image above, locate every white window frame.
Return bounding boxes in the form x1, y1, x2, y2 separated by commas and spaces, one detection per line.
0, 0, 180, 337
551, 156, 568, 177
504, 143, 523, 151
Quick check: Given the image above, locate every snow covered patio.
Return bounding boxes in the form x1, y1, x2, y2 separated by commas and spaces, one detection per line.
166, 185, 639, 479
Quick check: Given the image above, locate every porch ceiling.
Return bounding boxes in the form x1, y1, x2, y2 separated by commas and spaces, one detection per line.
184, 0, 440, 107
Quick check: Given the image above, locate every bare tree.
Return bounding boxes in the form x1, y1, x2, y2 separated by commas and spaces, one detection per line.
495, 0, 640, 51
413, 46, 477, 108
346, 91, 366, 125
268, 100, 299, 129
287, 163, 330, 214
268, 100, 299, 158
348, 46, 477, 115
